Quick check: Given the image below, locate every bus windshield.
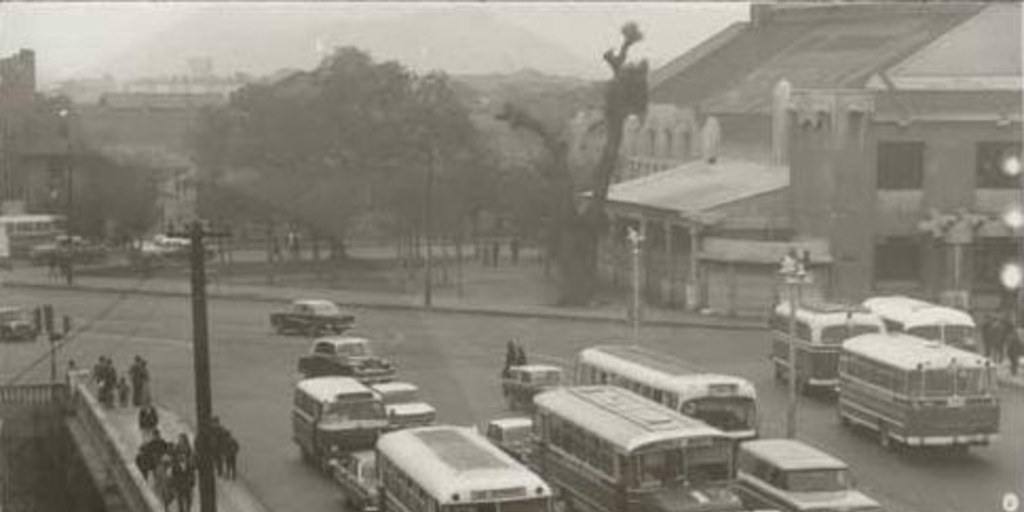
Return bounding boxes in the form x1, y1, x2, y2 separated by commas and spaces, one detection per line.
685, 397, 755, 432
784, 469, 851, 492
448, 498, 548, 512
919, 367, 993, 397
821, 324, 881, 345
323, 399, 384, 423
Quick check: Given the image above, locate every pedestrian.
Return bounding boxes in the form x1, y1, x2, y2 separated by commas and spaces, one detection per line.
171, 452, 195, 512
153, 453, 176, 511
516, 345, 527, 366
118, 376, 131, 407
223, 429, 239, 480
991, 316, 1008, 364
505, 340, 517, 370
92, 356, 105, 388
210, 416, 227, 477
129, 356, 145, 406
139, 403, 159, 439
981, 314, 997, 360
1006, 324, 1021, 377
102, 358, 118, 407
138, 358, 152, 406
137, 428, 170, 482
510, 238, 520, 265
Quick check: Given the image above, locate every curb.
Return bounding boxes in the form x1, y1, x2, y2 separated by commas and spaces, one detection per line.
2, 279, 766, 332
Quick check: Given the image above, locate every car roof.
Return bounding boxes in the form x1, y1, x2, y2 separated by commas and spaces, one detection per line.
512, 364, 562, 373
296, 299, 338, 308
863, 296, 974, 328
741, 439, 848, 471
372, 381, 418, 393
488, 417, 533, 430
297, 376, 372, 401
314, 336, 368, 346
843, 333, 989, 371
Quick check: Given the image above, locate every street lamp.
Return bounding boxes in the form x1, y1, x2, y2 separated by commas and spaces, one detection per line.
1003, 153, 1022, 322
626, 226, 644, 344
58, 108, 74, 286
779, 248, 812, 439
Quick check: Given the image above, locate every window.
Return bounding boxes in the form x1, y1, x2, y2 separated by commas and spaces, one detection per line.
877, 141, 924, 190
874, 237, 921, 282
821, 324, 880, 345
636, 452, 669, 487
976, 141, 1021, 189
784, 469, 851, 492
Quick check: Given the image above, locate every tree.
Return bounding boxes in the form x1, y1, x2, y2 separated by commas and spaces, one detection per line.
497, 22, 648, 304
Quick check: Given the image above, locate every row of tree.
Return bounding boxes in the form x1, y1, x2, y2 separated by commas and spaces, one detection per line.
188, 24, 649, 304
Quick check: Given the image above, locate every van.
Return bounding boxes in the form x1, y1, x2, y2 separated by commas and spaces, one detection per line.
292, 376, 388, 470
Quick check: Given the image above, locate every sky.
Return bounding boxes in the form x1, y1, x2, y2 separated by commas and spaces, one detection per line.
0, 2, 750, 84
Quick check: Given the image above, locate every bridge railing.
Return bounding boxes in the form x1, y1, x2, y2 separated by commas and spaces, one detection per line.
67, 372, 164, 512
0, 382, 68, 407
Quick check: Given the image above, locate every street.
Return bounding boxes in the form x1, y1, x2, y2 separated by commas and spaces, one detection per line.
1, 287, 1020, 512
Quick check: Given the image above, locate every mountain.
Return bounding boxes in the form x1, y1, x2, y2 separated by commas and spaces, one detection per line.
93, 6, 597, 81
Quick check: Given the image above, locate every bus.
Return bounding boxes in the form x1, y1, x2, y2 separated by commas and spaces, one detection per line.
292, 376, 388, 469
769, 301, 885, 391
575, 345, 758, 440
863, 296, 978, 353
0, 214, 65, 258
376, 425, 552, 512
533, 386, 744, 512
838, 333, 999, 452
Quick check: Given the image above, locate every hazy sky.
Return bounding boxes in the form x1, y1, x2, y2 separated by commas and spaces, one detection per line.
0, 2, 749, 84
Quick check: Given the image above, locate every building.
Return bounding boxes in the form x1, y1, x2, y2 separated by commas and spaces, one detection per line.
788, 3, 1021, 307
588, 3, 1016, 316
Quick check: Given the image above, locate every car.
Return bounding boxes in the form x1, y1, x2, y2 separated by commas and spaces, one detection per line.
501, 364, 563, 411
29, 235, 108, 266
329, 450, 380, 512
297, 336, 396, 384
482, 416, 534, 463
271, 299, 355, 336
0, 307, 39, 342
370, 382, 437, 431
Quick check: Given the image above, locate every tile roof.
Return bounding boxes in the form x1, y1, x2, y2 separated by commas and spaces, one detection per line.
883, 4, 1021, 90
603, 157, 787, 215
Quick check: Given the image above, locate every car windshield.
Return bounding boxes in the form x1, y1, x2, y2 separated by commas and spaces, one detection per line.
784, 469, 852, 493
381, 389, 418, 405
337, 343, 369, 357
323, 399, 385, 422
307, 302, 340, 316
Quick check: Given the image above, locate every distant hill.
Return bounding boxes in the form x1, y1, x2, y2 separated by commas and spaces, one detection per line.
95, 6, 596, 81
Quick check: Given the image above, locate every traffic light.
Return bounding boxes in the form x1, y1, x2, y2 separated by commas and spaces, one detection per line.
43, 304, 54, 334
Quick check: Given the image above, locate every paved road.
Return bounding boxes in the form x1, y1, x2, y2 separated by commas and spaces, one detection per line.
1, 287, 1019, 512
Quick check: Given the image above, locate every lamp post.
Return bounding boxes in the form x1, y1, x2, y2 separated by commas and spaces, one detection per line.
779, 249, 812, 439
1002, 153, 1022, 323
627, 226, 644, 344
58, 108, 74, 286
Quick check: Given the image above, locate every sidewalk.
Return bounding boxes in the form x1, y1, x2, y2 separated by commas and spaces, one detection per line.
0, 265, 766, 332
101, 398, 270, 512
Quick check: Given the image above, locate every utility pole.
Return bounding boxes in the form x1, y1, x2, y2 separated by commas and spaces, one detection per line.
58, 108, 74, 286
780, 249, 811, 439
424, 147, 435, 308
170, 220, 228, 512
627, 226, 644, 344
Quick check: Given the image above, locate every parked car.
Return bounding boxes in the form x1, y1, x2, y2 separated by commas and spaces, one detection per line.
271, 299, 355, 336
501, 364, 563, 411
736, 439, 883, 512
329, 451, 380, 512
482, 416, 534, 463
297, 336, 396, 384
29, 235, 108, 266
0, 307, 38, 342
370, 382, 436, 430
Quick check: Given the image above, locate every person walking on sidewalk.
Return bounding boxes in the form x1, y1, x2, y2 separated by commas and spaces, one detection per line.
118, 376, 130, 407
223, 429, 240, 480
139, 403, 160, 439
1006, 324, 1022, 377
209, 416, 229, 477
129, 356, 147, 406
171, 434, 196, 512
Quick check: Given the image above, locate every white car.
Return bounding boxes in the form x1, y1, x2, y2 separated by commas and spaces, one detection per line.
370, 381, 436, 430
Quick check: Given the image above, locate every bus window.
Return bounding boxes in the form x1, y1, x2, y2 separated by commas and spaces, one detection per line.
923, 369, 954, 397
784, 469, 852, 492
821, 324, 881, 345
636, 452, 670, 487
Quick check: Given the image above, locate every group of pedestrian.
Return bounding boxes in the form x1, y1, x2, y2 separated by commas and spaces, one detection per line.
982, 313, 1022, 376
480, 239, 523, 268
136, 428, 196, 512
92, 356, 129, 407
46, 252, 74, 284
501, 339, 529, 378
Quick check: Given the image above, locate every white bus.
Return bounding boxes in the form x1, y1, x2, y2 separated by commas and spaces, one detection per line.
534, 386, 744, 512
769, 301, 885, 391
0, 214, 65, 258
863, 296, 977, 352
575, 345, 758, 440
838, 333, 999, 452
377, 425, 552, 512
